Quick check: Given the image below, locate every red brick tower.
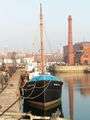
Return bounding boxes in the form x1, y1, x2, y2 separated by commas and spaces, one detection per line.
68, 15, 74, 65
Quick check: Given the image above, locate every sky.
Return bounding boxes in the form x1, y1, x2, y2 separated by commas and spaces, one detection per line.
0, 0, 90, 52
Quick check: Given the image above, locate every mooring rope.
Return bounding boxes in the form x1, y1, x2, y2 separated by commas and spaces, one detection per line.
23, 81, 36, 98
23, 80, 51, 100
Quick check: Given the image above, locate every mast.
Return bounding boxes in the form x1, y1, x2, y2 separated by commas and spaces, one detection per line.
40, 3, 45, 74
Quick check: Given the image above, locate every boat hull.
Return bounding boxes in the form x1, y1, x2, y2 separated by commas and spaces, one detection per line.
84, 69, 90, 73
21, 80, 63, 110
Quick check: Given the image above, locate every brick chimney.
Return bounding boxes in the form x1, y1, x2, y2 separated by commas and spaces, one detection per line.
68, 15, 74, 65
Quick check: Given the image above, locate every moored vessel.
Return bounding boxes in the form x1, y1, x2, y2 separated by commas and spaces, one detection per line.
84, 67, 90, 73
22, 74, 63, 110
20, 3, 63, 111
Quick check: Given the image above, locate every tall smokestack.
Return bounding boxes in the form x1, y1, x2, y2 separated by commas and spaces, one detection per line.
68, 15, 74, 65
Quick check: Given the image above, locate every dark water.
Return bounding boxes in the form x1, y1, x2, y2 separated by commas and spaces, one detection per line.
21, 73, 90, 120
57, 73, 90, 120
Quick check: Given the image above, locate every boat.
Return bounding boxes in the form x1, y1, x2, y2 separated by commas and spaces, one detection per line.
22, 74, 63, 110
20, 3, 63, 111
84, 67, 90, 73
84, 69, 90, 73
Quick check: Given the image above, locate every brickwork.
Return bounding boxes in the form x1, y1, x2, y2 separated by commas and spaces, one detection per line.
67, 15, 74, 65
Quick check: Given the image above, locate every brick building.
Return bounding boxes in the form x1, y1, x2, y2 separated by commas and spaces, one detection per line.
63, 42, 90, 65
74, 42, 90, 64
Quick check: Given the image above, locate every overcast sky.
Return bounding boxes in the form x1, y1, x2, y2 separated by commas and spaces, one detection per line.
0, 0, 90, 52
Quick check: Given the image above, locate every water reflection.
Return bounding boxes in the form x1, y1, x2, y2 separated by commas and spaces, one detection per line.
68, 79, 74, 120
57, 73, 90, 120
79, 74, 90, 96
